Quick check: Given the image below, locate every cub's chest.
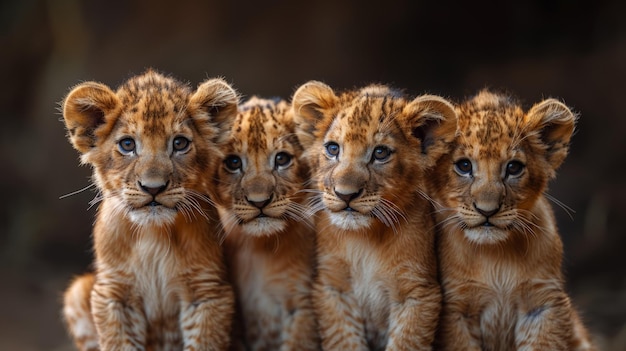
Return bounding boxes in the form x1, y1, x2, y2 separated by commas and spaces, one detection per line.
130, 236, 181, 321
451, 261, 540, 340
333, 236, 393, 347
341, 238, 391, 322
230, 242, 273, 298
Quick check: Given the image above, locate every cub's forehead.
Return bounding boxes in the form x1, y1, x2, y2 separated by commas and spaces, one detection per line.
231, 99, 294, 152
235, 99, 292, 135
457, 101, 526, 158
328, 94, 405, 141
117, 73, 192, 124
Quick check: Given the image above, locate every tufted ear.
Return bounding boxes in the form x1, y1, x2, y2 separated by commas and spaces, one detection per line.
189, 78, 239, 140
526, 98, 577, 171
402, 95, 457, 160
62, 82, 121, 156
291, 81, 338, 149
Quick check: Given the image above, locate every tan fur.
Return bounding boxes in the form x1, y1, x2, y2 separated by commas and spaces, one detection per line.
61, 70, 237, 351
210, 97, 319, 351
63, 274, 99, 351
429, 90, 596, 350
292, 81, 456, 350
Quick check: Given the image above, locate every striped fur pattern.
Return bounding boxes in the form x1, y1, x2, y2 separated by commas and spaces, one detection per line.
292, 81, 457, 350
211, 97, 319, 350
429, 90, 596, 350
61, 70, 237, 351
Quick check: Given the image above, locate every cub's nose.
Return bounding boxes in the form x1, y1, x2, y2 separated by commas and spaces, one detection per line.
473, 203, 500, 218
334, 189, 362, 206
247, 195, 272, 209
139, 181, 168, 197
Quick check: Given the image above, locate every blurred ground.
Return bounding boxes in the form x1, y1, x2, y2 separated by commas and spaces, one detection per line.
1, 0, 625, 350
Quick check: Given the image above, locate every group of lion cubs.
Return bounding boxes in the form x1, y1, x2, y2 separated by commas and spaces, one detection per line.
60, 69, 595, 351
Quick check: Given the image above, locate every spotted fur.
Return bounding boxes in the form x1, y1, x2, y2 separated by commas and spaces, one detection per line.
61, 70, 237, 351
429, 90, 596, 350
293, 81, 456, 350
210, 97, 319, 350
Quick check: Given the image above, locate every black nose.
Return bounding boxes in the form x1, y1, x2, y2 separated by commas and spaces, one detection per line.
139, 182, 168, 196
335, 189, 362, 205
474, 203, 500, 218
247, 195, 272, 209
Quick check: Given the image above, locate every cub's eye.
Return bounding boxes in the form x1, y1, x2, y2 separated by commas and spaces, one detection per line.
224, 155, 242, 171
275, 152, 292, 168
325, 142, 340, 158
118, 138, 136, 154
173, 136, 190, 152
454, 158, 473, 176
506, 160, 525, 177
372, 145, 392, 162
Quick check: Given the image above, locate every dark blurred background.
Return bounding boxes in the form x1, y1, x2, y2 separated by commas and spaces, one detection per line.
1, 0, 624, 349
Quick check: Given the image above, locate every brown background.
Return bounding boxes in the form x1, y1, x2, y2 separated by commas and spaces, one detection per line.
1, 0, 625, 350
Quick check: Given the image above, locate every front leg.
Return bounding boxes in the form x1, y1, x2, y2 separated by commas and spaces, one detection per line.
279, 294, 319, 351
436, 286, 482, 351
91, 272, 147, 351
314, 256, 367, 351
180, 267, 235, 351
63, 273, 99, 351
515, 286, 595, 351
386, 278, 441, 351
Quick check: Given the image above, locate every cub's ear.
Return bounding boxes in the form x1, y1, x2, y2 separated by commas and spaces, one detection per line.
62, 82, 121, 155
402, 95, 457, 162
190, 78, 239, 139
526, 98, 577, 171
291, 81, 338, 149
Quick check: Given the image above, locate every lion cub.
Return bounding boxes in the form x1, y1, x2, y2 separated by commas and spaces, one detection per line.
292, 81, 456, 350
61, 70, 237, 350
429, 90, 595, 350
210, 97, 319, 350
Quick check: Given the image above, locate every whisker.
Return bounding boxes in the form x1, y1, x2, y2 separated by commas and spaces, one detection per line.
304, 195, 325, 217
177, 201, 194, 222
59, 183, 97, 200
187, 189, 215, 206
297, 189, 324, 195
379, 198, 407, 224
544, 192, 575, 220
302, 177, 317, 188
416, 189, 445, 211
185, 197, 208, 220
435, 213, 464, 232
218, 209, 240, 241
515, 209, 544, 231
371, 207, 398, 234
88, 190, 115, 211
284, 202, 306, 220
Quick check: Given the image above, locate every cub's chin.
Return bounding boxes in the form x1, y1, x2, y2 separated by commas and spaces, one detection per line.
128, 204, 178, 227
463, 226, 510, 245
327, 210, 373, 231
239, 217, 287, 237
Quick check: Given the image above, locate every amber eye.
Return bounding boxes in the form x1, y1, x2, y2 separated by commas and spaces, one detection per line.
372, 145, 392, 162
325, 142, 340, 158
275, 152, 292, 168
118, 138, 136, 154
173, 136, 191, 152
506, 160, 525, 177
454, 158, 473, 176
224, 155, 242, 171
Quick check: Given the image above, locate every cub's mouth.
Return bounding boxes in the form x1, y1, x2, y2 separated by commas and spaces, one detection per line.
127, 200, 178, 226
238, 216, 286, 237
462, 224, 510, 245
